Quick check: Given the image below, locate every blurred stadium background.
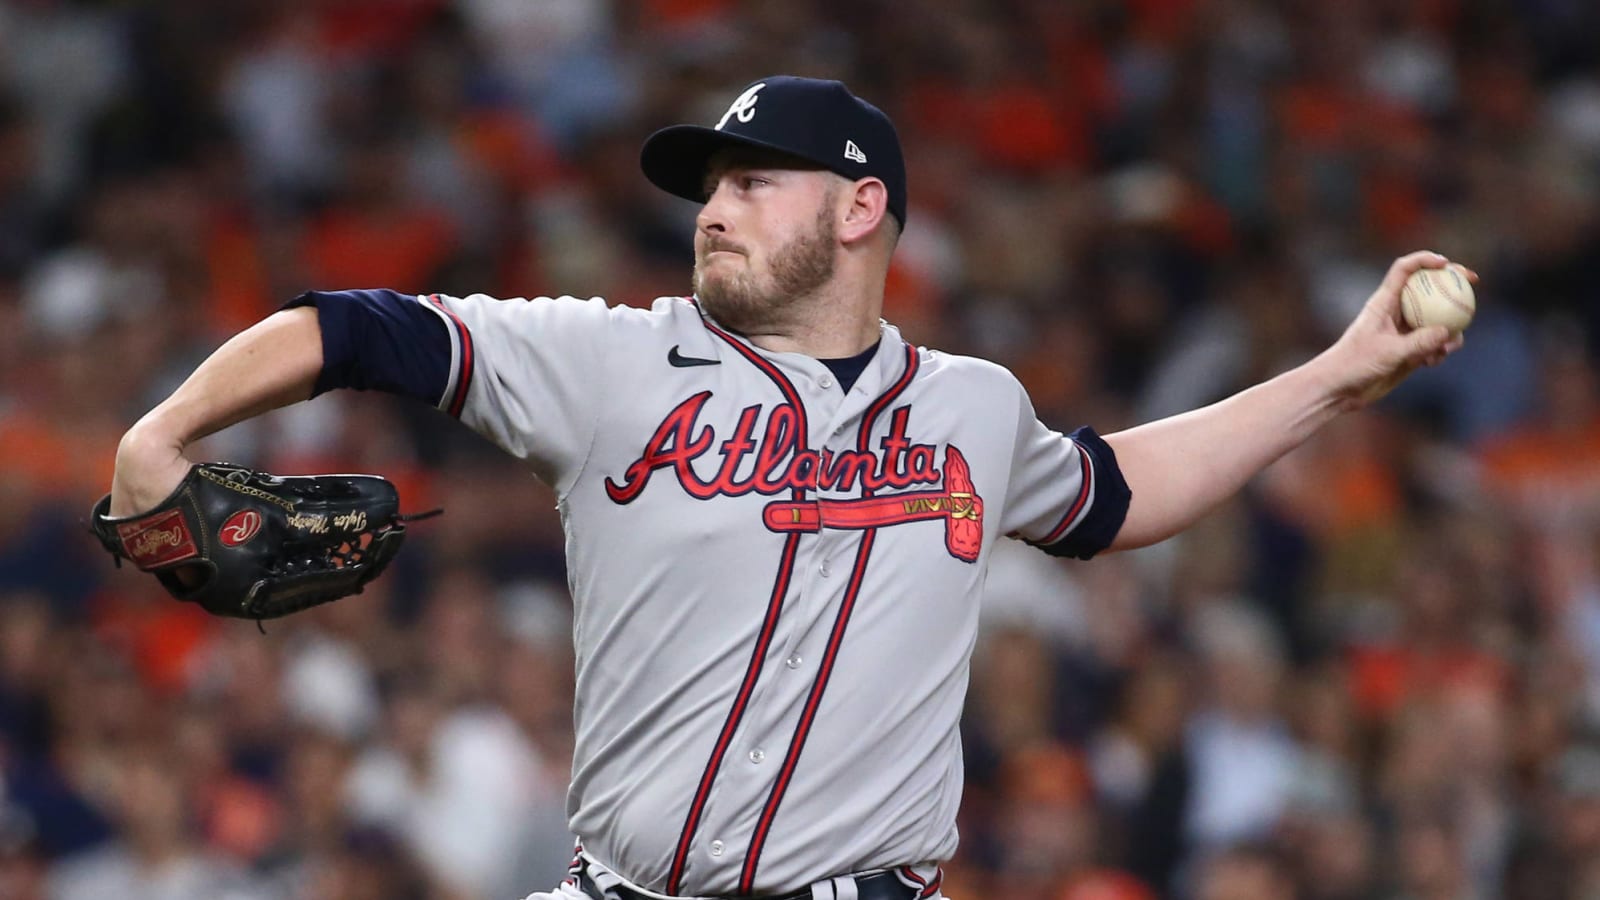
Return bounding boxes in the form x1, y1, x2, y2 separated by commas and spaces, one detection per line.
2, 1, 1600, 898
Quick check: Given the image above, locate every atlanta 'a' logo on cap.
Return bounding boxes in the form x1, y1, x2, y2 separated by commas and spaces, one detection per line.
715, 83, 766, 131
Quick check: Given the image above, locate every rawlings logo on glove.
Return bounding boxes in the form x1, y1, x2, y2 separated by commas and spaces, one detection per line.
219, 510, 263, 547
90, 463, 438, 620
117, 509, 199, 566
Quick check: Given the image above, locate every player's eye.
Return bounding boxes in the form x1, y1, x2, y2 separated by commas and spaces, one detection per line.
701, 173, 768, 200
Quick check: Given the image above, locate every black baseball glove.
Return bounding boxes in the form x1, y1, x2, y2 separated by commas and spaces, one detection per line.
89, 462, 432, 620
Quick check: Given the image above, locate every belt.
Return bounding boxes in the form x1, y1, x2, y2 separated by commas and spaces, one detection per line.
577, 868, 920, 900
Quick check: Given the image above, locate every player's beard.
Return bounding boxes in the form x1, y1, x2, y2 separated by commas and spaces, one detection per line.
693, 194, 837, 335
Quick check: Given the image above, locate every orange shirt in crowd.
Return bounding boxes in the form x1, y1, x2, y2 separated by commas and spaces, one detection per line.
205, 214, 277, 336
89, 585, 217, 696
0, 409, 120, 501
1059, 870, 1157, 900
304, 206, 457, 294
1346, 642, 1508, 721
1477, 419, 1600, 525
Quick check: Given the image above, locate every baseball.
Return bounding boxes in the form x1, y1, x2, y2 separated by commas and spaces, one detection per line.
1400, 264, 1475, 333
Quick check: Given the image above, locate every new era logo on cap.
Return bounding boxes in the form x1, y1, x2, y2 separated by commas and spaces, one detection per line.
639, 75, 908, 226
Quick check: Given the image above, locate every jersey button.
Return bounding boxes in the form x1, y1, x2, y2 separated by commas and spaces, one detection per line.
819, 375, 835, 389
709, 840, 724, 857
786, 654, 802, 669
749, 748, 765, 764
819, 561, 831, 577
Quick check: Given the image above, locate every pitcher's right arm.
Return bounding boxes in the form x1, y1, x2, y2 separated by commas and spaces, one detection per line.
110, 306, 324, 516
112, 287, 615, 517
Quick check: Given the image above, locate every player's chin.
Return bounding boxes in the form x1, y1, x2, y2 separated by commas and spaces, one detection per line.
696, 279, 738, 315
697, 281, 773, 331
696, 267, 746, 298
693, 269, 716, 297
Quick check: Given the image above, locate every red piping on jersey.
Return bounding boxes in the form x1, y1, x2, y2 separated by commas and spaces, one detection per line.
698, 317, 809, 481
898, 865, 945, 898
564, 842, 584, 887
667, 533, 802, 892
1038, 439, 1094, 545
666, 314, 811, 894
739, 343, 920, 892
427, 294, 475, 418
861, 345, 918, 442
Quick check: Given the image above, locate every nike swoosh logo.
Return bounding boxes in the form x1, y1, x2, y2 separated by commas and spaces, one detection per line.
668, 346, 721, 367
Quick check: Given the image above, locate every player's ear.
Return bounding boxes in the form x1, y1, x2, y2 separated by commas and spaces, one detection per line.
838, 177, 889, 246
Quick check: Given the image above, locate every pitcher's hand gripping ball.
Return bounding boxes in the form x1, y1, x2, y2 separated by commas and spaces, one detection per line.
90, 463, 434, 619
1401, 263, 1476, 334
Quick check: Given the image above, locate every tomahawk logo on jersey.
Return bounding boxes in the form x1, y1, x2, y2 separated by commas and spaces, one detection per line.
285, 287, 1129, 896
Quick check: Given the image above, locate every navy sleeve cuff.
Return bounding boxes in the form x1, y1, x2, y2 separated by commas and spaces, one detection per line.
1033, 426, 1131, 561
283, 290, 453, 403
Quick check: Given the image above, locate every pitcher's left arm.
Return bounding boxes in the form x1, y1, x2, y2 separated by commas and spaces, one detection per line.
1102, 251, 1468, 552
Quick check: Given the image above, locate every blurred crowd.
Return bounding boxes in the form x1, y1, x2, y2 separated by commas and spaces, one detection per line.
3, 0, 1600, 898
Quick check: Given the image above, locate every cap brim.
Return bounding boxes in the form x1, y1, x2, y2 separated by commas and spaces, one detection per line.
639, 125, 829, 205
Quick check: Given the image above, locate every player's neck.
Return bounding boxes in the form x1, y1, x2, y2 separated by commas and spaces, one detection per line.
742, 285, 883, 359
739, 261, 886, 358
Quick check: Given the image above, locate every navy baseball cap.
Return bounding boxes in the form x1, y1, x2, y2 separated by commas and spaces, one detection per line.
640, 76, 907, 226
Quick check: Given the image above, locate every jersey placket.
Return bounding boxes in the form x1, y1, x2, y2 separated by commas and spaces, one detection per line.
736, 342, 915, 890
681, 361, 855, 887
677, 347, 913, 893
659, 331, 849, 892
731, 346, 921, 892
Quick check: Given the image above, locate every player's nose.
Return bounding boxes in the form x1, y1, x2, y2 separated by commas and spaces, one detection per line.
696, 184, 731, 235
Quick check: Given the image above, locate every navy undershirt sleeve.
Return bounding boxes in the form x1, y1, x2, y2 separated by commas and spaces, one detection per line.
818, 341, 880, 393
1034, 426, 1131, 560
282, 290, 452, 404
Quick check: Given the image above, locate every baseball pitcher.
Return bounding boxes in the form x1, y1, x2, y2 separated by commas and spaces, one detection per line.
101, 77, 1467, 900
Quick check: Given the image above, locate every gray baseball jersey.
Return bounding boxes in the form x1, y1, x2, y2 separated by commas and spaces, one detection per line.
395, 290, 1130, 896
